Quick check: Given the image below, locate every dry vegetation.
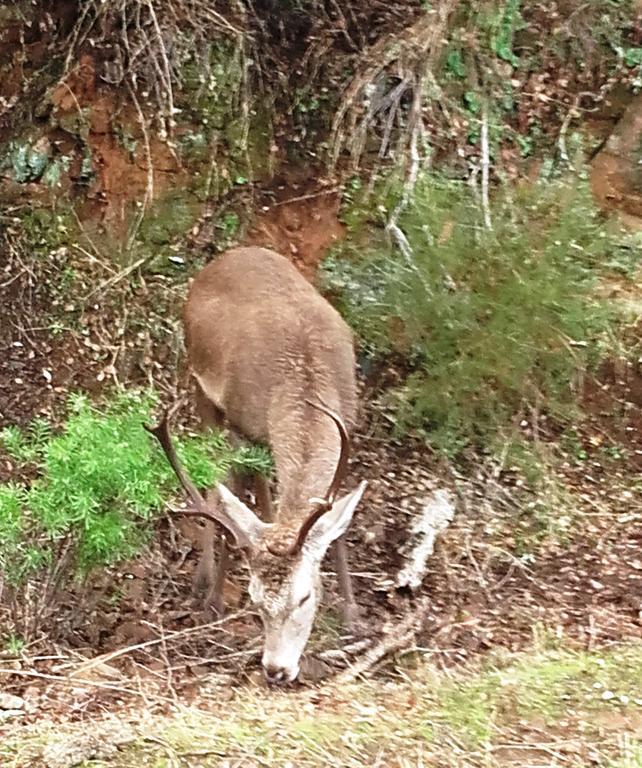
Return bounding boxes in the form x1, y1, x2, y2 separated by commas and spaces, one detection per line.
3, 641, 642, 767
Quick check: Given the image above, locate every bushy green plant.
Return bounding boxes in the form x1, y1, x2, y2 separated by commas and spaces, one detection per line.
323, 171, 636, 454
0, 390, 271, 584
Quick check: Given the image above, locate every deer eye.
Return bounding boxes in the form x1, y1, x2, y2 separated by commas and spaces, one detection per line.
297, 593, 312, 608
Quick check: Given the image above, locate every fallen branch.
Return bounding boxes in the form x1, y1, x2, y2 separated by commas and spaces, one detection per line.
337, 596, 430, 682
480, 102, 492, 231
557, 94, 581, 169
52, 611, 247, 677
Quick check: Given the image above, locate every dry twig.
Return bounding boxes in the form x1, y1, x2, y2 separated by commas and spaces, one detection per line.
338, 596, 430, 682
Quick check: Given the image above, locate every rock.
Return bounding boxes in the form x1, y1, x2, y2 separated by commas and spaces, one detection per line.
0, 709, 24, 719
42, 724, 136, 768
0, 692, 27, 710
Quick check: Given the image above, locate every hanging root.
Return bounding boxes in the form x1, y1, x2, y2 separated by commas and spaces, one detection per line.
329, 0, 459, 174
396, 489, 456, 591
63, 0, 251, 136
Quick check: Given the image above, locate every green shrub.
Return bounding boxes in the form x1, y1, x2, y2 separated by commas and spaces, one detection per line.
0, 390, 271, 585
323, 171, 636, 454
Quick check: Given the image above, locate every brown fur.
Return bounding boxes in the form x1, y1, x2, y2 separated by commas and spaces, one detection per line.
184, 246, 358, 540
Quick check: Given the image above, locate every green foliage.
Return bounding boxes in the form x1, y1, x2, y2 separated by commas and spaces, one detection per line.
219, 211, 240, 238
623, 46, 642, 68
138, 191, 202, 246
0, 140, 48, 182
1, 632, 25, 656
323, 171, 636, 453
445, 49, 466, 79
0, 390, 272, 584
437, 1, 639, 160
490, 0, 523, 66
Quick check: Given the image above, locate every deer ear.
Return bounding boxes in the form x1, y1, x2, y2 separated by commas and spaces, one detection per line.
303, 481, 367, 557
216, 483, 269, 549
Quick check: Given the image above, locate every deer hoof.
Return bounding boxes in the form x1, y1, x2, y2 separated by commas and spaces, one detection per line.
343, 603, 367, 636
206, 587, 226, 619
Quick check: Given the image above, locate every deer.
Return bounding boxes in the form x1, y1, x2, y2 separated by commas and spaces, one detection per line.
146, 246, 367, 685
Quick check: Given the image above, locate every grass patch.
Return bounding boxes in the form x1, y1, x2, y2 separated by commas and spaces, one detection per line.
439, 645, 642, 747
2, 642, 641, 767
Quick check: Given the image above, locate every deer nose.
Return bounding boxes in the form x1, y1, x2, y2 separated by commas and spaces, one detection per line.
264, 664, 288, 685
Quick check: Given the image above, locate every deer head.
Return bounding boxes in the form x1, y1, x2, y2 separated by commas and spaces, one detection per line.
145, 404, 366, 684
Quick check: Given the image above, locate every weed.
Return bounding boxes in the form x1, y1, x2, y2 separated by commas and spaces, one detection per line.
2, 632, 25, 656
491, 0, 524, 67
218, 211, 240, 239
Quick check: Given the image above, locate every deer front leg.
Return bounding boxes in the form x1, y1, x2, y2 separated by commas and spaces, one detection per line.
193, 519, 217, 600
192, 482, 232, 617
333, 536, 363, 633
194, 519, 231, 618
206, 534, 230, 617
195, 470, 248, 616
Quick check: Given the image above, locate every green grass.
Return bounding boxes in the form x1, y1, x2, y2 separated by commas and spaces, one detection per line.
608, 741, 642, 768
439, 645, 642, 747
2, 642, 641, 767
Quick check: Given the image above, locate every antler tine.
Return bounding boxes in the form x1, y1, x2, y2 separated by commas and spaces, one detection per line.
289, 504, 333, 555
144, 410, 238, 538
266, 398, 350, 557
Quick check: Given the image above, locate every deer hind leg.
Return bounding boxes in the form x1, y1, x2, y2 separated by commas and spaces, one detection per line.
194, 378, 226, 432
333, 536, 363, 633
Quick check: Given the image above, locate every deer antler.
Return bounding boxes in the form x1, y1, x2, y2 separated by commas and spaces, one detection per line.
266, 398, 351, 556
309, 399, 351, 506
144, 410, 253, 548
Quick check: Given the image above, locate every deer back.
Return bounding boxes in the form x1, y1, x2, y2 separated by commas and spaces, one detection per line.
183, 246, 358, 520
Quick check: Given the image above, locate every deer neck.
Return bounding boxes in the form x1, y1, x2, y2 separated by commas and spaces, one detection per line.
268, 393, 344, 529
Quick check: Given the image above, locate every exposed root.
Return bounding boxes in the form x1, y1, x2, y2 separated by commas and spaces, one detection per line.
337, 596, 430, 682
329, 1, 458, 173
63, 0, 251, 136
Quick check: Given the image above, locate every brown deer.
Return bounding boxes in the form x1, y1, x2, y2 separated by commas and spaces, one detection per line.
146, 246, 367, 684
